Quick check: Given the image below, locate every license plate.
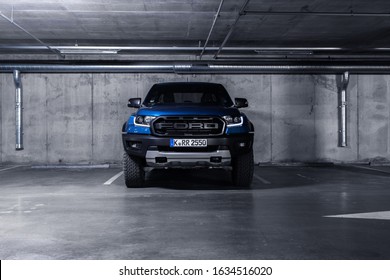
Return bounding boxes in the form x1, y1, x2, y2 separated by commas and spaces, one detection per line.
170, 139, 207, 147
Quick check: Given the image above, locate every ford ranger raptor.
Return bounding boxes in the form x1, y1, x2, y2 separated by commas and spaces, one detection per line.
122, 82, 254, 188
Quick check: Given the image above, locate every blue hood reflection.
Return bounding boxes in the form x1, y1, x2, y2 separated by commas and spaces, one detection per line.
137, 104, 240, 117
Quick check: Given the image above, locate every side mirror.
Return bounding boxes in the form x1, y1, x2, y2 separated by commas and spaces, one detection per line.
235, 98, 248, 108
128, 98, 141, 108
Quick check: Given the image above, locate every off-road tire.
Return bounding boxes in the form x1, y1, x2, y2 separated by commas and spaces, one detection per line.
123, 152, 145, 188
232, 149, 254, 188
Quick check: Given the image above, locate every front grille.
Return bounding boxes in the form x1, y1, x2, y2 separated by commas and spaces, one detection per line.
151, 116, 225, 136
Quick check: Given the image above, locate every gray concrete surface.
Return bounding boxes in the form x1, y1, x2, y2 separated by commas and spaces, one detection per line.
1, 73, 390, 164
0, 164, 390, 259
1, 0, 390, 53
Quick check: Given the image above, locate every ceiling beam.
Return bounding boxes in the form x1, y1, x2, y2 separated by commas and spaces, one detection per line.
213, 0, 251, 59
0, 10, 64, 59
200, 0, 225, 59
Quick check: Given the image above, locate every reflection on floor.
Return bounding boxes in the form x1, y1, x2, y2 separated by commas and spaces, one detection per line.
0, 165, 390, 259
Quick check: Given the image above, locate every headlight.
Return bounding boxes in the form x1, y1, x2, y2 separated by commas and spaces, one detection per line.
223, 115, 243, 127
134, 115, 156, 127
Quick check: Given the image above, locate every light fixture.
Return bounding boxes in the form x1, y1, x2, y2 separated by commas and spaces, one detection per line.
254, 49, 314, 55
58, 49, 119, 55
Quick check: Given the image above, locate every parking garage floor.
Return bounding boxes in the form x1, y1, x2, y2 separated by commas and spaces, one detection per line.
0, 164, 390, 260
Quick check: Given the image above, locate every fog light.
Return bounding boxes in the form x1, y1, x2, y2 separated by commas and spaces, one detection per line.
129, 141, 142, 150
210, 157, 222, 163
239, 142, 246, 148
156, 157, 167, 163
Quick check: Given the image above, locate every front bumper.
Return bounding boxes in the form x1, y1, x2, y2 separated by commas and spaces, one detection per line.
145, 149, 232, 167
122, 133, 253, 163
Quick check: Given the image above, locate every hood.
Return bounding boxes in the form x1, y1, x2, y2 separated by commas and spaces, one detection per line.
137, 104, 240, 117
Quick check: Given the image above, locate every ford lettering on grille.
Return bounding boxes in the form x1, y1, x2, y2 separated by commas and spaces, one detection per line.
155, 122, 218, 130
152, 116, 225, 136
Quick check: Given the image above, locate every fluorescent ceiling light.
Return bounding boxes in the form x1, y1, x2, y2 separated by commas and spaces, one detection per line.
58, 49, 119, 55
254, 50, 314, 55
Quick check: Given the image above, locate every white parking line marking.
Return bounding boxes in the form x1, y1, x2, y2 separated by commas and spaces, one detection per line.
32, 164, 109, 169
297, 173, 317, 181
104, 171, 123, 185
324, 210, 390, 221
0, 165, 24, 172
253, 174, 271, 184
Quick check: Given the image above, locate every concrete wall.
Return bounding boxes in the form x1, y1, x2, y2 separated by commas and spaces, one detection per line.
0, 73, 389, 164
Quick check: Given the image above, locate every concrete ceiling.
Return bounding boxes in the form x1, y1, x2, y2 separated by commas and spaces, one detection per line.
1, 0, 390, 60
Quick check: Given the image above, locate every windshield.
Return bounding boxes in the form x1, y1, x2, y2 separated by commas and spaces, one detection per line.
143, 83, 234, 107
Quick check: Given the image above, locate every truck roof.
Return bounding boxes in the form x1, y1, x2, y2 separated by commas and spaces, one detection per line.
152, 82, 224, 87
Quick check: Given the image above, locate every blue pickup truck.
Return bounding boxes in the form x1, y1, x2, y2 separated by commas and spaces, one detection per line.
122, 82, 254, 188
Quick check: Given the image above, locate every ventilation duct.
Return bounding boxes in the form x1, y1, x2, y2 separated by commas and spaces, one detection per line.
13, 69, 23, 150
2, 62, 390, 74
